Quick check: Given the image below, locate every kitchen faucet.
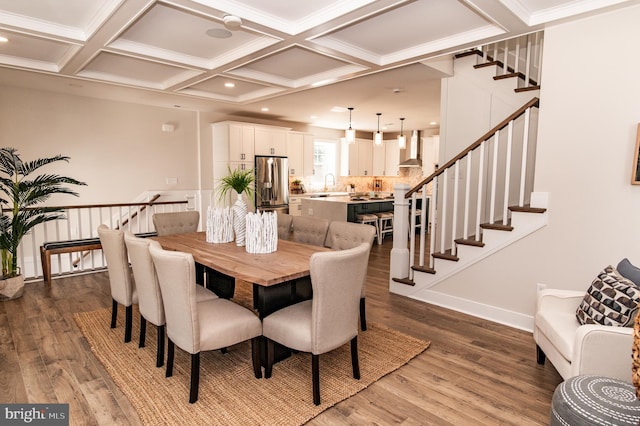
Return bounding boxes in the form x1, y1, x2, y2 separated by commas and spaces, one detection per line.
323, 173, 335, 192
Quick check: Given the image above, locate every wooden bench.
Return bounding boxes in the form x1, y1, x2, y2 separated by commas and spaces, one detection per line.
40, 231, 157, 288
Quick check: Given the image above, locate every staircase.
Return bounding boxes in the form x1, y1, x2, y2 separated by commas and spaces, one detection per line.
389, 32, 547, 305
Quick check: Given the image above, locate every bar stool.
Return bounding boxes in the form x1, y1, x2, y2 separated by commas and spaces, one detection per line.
356, 213, 379, 244
375, 211, 394, 245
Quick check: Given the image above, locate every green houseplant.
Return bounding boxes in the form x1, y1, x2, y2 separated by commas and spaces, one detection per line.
217, 166, 255, 247
0, 147, 86, 300
217, 165, 254, 203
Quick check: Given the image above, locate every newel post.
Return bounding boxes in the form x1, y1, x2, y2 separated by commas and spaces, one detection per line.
390, 183, 410, 286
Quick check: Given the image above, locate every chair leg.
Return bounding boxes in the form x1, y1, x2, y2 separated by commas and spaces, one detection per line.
251, 337, 262, 379
189, 353, 200, 403
166, 339, 175, 378
359, 297, 367, 331
138, 316, 146, 348
312, 354, 320, 405
110, 299, 118, 329
124, 305, 133, 343
536, 344, 546, 365
156, 325, 165, 368
265, 338, 275, 379
351, 336, 360, 380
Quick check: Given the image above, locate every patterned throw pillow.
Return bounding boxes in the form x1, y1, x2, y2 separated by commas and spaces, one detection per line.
576, 265, 640, 327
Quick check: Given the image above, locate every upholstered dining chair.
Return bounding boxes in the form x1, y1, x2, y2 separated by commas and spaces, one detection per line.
97, 224, 138, 343
152, 211, 200, 236
263, 243, 370, 405
124, 232, 218, 367
291, 216, 329, 246
148, 241, 262, 403
276, 212, 293, 240
324, 221, 376, 331
290, 216, 330, 301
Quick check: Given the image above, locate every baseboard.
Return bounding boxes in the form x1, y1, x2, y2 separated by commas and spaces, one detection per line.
407, 289, 534, 332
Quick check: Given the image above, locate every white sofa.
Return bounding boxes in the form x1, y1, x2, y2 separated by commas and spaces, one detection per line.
533, 289, 634, 381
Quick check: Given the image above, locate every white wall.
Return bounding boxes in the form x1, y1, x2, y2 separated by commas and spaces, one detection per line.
0, 86, 201, 204
424, 4, 640, 328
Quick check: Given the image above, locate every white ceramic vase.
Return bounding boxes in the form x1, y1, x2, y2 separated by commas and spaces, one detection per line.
233, 190, 248, 246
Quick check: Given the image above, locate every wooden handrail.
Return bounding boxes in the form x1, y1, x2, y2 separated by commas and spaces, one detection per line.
405, 97, 539, 198
118, 193, 161, 229
1, 198, 186, 213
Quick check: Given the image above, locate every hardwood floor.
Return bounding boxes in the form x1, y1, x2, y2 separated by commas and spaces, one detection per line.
0, 240, 562, 425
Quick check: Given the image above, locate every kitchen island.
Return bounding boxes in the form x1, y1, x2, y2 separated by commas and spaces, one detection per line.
301, 195, 395, 222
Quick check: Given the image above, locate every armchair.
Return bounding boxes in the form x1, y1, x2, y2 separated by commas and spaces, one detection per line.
534, 289, 633, 381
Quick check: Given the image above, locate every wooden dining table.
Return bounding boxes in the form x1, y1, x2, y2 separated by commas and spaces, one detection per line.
151, 231, 330, 319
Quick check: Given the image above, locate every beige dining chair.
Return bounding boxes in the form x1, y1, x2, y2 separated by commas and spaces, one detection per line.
290, 216, 330, 300
291, 216, 329, 246
148, 241, 262, 403
152, 211, 200, 236
277, 212, 293, 240
263, 243, 370, 405
124, 232, 218, 367
97, 224, 138, 343
324, 221, 376, 331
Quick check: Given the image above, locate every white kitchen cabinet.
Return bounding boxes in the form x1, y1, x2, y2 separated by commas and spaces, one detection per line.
422, 135, 440, 176
287, 131, 314, 176
227, 124, 254, 162
372, 139, 400, 176
385, 139, 400, 176
255, 127, 288, 156
340, 138, 358, 176
357, 139, 373, 176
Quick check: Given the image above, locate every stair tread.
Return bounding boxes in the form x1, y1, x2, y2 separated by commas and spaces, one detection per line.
392, 277, 416, 286
432, 250, 459, 261
480, 221, 514, 231
515, 85, 541, 93
454, 49, 482, 59
474, 61, 503, 69
455, 237, 485, 247
412, 265, 436, 274
509, 204, 547, 213
494, 72, 525, 81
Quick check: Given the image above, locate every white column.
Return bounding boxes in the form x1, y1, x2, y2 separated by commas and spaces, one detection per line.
390, 183, 410, 285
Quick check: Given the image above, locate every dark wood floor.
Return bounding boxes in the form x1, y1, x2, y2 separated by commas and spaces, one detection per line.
0, 239, 562, 425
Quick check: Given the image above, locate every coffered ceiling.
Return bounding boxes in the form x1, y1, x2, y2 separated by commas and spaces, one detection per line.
0, 0, 635, 132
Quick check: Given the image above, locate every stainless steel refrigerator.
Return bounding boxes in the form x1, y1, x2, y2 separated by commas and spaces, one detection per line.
254, 155, 289, 214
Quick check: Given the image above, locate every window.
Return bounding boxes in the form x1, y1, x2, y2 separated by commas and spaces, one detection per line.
309, 139, 337, 188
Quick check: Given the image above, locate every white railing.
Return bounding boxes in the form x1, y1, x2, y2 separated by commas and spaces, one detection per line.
13, 195, 192, 282
478, 31, 544, 89
392, 97, 540, 283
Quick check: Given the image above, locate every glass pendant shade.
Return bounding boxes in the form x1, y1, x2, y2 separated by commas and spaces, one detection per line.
398, 117, 406, 149
374, 113, 382, 145
345, 107, 355, 144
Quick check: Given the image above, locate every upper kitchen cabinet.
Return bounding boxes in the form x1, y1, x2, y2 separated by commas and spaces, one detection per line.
287, 132, 315, 177
422, 135, 440, 176
372, 139, 400, 176
212, 122, 255, 163
255, 127, 288, 156
340, 138, 374, 176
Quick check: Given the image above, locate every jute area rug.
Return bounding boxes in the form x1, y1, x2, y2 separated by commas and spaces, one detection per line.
75, 307, 430, 425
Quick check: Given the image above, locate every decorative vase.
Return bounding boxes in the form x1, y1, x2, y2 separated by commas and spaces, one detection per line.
245, 211, 278, 254
206, 206, 234, 243
0, 274, 25, 301
233, 190, 248, 246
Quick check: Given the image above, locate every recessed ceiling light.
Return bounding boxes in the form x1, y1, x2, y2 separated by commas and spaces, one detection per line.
261, 107, 269, 112
0, 36, 8, 43
331, 107, 346, 113
206, 28, 232, 39
310, 115, 317, 120
224, 82, 235, 88
430, 121, 438, 125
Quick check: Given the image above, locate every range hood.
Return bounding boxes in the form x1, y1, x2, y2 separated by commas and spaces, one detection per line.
399, 130, 422, 167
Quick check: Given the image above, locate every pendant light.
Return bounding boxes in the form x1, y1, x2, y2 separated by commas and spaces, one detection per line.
345, 107, 355, 144
374, 113, 383, 145
398, 117, 406, 149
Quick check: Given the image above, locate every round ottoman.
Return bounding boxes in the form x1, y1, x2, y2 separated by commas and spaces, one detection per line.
551, 375, 640, 425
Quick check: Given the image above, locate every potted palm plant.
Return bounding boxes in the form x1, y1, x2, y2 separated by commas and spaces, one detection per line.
0, 147, 86, 300
217, 166, 254, 247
